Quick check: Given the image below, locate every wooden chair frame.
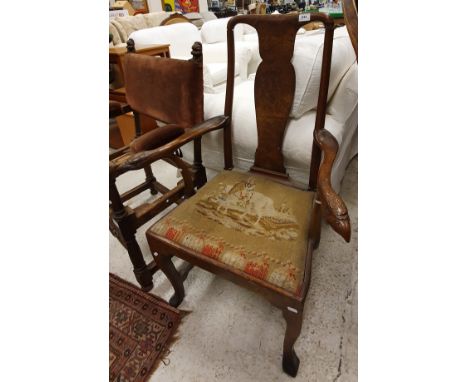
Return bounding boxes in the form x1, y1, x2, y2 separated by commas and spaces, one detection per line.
109, 42, 229, 303
342, 0, 358, 58
145, 14, 351, 376
160, 13, 191, 26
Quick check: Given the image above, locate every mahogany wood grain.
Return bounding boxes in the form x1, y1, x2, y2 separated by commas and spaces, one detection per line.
309, 21, 335, 191
160, 13, 190, 26
225, 14, 335, 183
342, 0, 358, 59
314, 129, 351, 242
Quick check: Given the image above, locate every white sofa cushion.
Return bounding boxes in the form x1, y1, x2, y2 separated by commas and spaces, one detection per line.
327, 62, 358, 123
239, 28, 308, 77
202, 42, 252, 80
200, 11, 218, 22
290, 27, 356, 118
109, 22, 123, 45
129, 22, 202, 57
184, 12, 202, 20
113, 14, 148, 42
110, 19, 128, 43
129, 23, 242, 94
195, 76, 357, 190
241, 23, 257, 35
205, 62, 240, 87
242, 33, 258, 43
143, 11, 174, 28
201, 17, 244, 44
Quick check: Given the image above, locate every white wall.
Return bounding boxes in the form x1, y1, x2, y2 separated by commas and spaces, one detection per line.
148, 0, 163, 11
199, 0, 208, 12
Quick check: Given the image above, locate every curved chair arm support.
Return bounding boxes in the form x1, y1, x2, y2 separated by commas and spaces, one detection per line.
110, 115, 229, 177
314, 129, 351, 242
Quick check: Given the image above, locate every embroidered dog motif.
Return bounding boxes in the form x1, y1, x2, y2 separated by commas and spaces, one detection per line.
195, 178, 299, 241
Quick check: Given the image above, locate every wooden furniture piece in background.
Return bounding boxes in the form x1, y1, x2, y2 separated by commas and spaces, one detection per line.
110, 41, 171, 146
109, 41, 171, 99
111, 0, 136, 15
145, 14, 351, 377
110, 42, 229, 300
109, 101, 131, 148
109, 120, 125, 148
256, 3, 267, 14
160, 13, 191, 26
303, 14, 346, 31
111, 112, 157, 146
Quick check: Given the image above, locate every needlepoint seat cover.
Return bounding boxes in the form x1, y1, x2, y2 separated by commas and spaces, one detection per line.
148, 171, 314, 295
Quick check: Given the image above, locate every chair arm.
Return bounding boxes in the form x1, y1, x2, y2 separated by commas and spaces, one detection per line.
109, 145, 130, 161
110, 115, 229, 177
314, 129, 351, 242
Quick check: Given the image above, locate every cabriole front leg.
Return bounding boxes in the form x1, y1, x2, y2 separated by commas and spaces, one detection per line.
156, 254, 185, 307
282, 306, 304, 377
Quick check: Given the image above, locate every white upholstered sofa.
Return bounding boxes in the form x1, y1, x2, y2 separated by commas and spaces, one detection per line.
109, 11, 217, 47
129, 20, 255, 93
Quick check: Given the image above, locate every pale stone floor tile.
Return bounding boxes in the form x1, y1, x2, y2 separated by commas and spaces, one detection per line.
110, 157, 358, 382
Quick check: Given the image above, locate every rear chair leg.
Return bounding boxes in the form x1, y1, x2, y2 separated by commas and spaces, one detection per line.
124, 235, 154, 291
157, 254, 185, 307
110, 179, 154, 292
192, 137, 207, 189
144, 165, 158, 195
282, 306, 304, 377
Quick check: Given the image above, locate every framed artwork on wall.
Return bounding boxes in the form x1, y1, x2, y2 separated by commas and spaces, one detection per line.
162, 0, 176, 11
161, 0, 199, 12
177, 0, 199, 12
128, 0, 149, 13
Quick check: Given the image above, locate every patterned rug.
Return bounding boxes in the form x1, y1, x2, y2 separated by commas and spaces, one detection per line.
110, 273, 181, 382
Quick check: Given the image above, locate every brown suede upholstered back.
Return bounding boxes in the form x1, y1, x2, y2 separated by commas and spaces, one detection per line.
124, 45, 204, 129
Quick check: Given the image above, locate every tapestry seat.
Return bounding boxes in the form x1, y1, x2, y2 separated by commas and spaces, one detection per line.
148, 171, 314, 295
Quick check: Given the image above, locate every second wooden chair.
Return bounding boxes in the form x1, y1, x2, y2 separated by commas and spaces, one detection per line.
109, 42, 229, 304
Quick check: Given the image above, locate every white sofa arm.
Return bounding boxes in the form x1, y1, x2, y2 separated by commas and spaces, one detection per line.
327, 62, 358, 123
200, 17, 244, 44
200, 42, 229, 63
129, 23, 202, 57
202, 43, 252, 80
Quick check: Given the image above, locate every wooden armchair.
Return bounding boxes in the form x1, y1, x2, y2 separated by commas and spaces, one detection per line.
109, 42, 229, 301
145, 14, 351, 376
160, 13, 190, 26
